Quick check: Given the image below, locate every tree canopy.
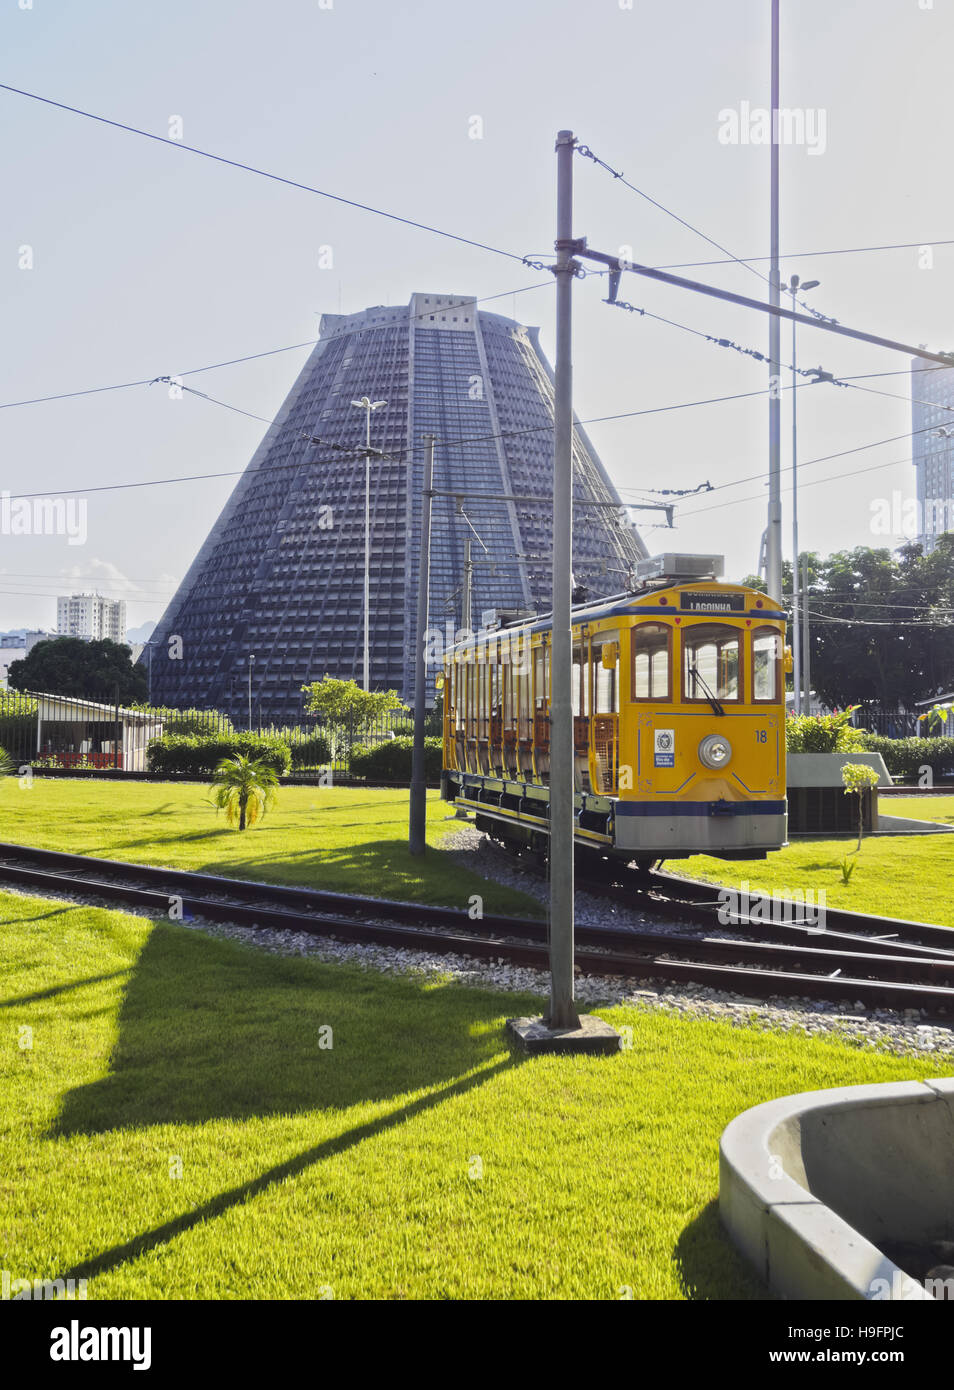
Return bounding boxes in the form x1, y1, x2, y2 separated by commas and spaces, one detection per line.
744, 537, 954, 708
7, 637, 147, 704
301, 677, 406, 729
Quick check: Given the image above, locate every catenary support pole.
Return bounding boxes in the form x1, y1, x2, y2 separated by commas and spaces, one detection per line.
409, 433, 436, 856
791, 283, 801, 714
462, 537, 472, 633
547, 129, 581, 1031
766, 0, 783, 605
363, 412, 371, 691
801, 554, 812, 713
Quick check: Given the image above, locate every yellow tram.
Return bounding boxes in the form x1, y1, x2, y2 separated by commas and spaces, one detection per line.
440, 554, 790, 865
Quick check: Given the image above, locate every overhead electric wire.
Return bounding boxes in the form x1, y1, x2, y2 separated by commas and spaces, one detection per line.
575, 142, 773, 292
0, 282, 554, 412
677, 450, 920, 518
802, 608, 954, 628
655, 239, 954, 270
605, 293, 954, 416
575, 139, 834, 322
806, 597, 954, 611
0, 586, 170, 606
0, 83, 531, 266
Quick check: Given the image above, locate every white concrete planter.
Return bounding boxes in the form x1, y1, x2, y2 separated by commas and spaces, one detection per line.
787, 752, 892, 788
720, 1078, 954, 1300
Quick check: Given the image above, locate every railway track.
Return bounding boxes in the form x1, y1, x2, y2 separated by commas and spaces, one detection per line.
3, 840, 954, 1021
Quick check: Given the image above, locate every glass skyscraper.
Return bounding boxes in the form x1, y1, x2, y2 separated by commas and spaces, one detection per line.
148, 293, 646, 723
911, 357, 954, 552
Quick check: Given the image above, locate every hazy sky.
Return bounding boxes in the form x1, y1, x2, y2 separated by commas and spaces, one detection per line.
2, 0, 952, 634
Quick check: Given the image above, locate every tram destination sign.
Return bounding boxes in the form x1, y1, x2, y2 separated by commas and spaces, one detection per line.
679, 592, 745, 612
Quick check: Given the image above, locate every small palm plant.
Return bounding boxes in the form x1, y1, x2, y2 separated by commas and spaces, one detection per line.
210, 754, 278, 830
0, 746, 13, 777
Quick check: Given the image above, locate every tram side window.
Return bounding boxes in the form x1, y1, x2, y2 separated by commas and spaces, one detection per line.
534, 647, 548, 711
466, 663, 476, 736
571, 643, 587, 717
682, 623, 741, 702
752, 627, 782, 702
632, 624, 671, 701
594, 634, 619, 713
517, 668, 531, 737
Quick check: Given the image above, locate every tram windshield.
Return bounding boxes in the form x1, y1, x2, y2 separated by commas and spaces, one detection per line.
682, 623, 741, 702
752, 627, 782, 702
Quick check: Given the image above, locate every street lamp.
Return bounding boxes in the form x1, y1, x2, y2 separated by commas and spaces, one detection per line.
247, 653, 255, 731
143, 638, 155, 706
351, 396, 387, 691
785, 273, 820, 714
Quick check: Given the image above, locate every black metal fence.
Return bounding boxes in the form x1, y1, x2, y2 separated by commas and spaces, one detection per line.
849, 708, 923, 738
0, 691, 434, 781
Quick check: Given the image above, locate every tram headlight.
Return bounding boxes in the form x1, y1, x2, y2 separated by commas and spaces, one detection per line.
699, 734, 732, 770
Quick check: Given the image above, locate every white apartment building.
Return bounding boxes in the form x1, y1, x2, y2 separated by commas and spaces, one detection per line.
0, 630, 49, 689
56, 593, 127, 643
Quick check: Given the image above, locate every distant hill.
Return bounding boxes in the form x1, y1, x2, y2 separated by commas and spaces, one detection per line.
126, 621, 156, 645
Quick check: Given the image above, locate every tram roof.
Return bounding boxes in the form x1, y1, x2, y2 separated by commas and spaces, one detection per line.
448, 582, 787, 655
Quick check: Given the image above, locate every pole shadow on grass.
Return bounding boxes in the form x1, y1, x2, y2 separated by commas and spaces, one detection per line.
48, 921, 530, 1281
673, 1200, 770, 1301
1, 970, 130, 1010
55, 1055, 518, 1285
49, 922, 528, 1136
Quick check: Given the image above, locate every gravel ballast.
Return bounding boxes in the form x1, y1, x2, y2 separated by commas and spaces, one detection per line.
5, 824, 954, 1066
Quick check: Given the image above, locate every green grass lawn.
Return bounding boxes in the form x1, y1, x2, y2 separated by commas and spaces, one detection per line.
890, 794, 954, 827
0, 778, 540, 917
3, 889, 950, 1301
678, 795, 954, 926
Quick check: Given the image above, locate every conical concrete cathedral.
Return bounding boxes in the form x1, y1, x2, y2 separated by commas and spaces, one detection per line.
148, 293, 646, 724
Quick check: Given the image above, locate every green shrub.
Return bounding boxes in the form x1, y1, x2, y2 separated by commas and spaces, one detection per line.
288, 733, 332, 769
161, 708, 234, 737
0, 691, 38, 759
348, 736, 443, 785
147, 732, 291, 777
786, 710, 867, 753
857, 734, 954, 780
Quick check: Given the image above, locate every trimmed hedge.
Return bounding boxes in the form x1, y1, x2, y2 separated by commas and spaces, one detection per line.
857, 733, 954, 780
146, 732, 292, 777
349, 736, 443, 785
289, 733, 332, 769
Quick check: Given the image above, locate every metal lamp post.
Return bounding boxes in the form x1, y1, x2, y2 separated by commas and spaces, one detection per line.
351, 396, 387, 691
785, 273, 820, 714
247, 653, 255, 731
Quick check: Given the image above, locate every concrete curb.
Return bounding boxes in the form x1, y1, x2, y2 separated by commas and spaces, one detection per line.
720, 1078, 954, 1300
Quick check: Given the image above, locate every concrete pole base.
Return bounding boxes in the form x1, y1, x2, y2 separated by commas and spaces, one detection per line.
506, 1014, 622, 1056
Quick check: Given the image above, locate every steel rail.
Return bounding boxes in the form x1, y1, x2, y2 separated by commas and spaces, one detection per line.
2, 844, 954, 1018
